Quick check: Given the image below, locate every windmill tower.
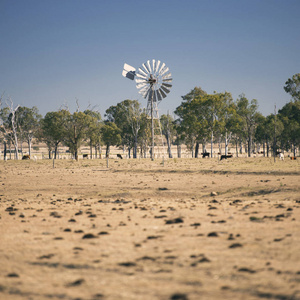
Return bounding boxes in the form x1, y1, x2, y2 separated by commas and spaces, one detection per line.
122, 59, 173, 159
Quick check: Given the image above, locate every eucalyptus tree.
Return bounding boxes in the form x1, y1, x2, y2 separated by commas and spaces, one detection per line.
160, 114, 176, 158
84, 110, 103, 158
101, 121, 122, 157
219, 92, 236, 155
40, 110, 70, 159
15, 106, 41, 156
137, 111, 151, 158
175, 87, 208, 157
105, 100, 142, 158
203, 92, 232, 157
278, 100, 300, 156
174, 98, 203, 157
284, 73, 300, 101
235, 95, 261, 157
0, 98, 20, 159
63, 111, 95, 161
255, 114, 281, 157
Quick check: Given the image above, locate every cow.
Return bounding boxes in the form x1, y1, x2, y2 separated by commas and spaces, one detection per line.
201, 152, 210, 158
279, 153, 284, 160
117, 154, 123, 159
83, 154, 88, 159
220, 154, 233, 160
290, 156, 297, 160
22, 154, 30, 160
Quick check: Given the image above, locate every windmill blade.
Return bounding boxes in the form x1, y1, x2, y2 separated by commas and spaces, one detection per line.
160, 85, 171, 94
136, 78, 148, 84
159, 88, 167, 98
136, 83, 148, 90
155, 60, 161, 73
160, 66, 169, 77
162, 78, 173, 82
152, 59, 156, 74
146, 60, 152, 73
156, 89, 163, 101
137, 68, 148, 78
136, 74, 148, 81
139, 85, 151, 98
122, 63, 136, 80
162, 83, 172, 88
158, 62, 165, 74
162, 72, 172, 80
142, 63, 150, 74
148, 89, 157, 103
136, 83, 149, 91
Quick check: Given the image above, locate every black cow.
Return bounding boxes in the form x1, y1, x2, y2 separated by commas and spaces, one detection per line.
220, 154, 233, 160
201, 152, 210, 158
117, 154, 123, 159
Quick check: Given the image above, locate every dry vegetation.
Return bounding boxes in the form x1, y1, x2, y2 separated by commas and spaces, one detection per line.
0, 157, 300, 300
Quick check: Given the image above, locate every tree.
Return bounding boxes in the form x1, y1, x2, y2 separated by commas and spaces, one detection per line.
235, 95, 261, 157
255, 114, 284, 157
160, 114, 176, 158
40, 110, 70, 159
63, 111, 94, 161
175, 87, 208, 157
101, 122, 122, 157
84, 110, 103, 158
105, 100, 142, 158
284, 73, 300, 101
15, 106, 41, 156
0, 98, 20, 159
278, 100, 300, 156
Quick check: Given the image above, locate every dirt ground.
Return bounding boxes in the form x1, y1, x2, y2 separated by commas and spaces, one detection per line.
0, 157, 299, 300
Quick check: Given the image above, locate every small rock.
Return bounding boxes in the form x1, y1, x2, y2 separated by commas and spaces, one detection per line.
82, 233, 97, 239
165, 218, 184, 224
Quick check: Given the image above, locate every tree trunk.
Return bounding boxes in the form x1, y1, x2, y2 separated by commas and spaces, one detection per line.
210, 130, 213, 158
247, 137, 251, 157
225, 132, 228, 156
195, 142, 199, 158
106, 144, 110, 157
166, 135, 172, 158
177, 144, 181, 158
90, 141, 93, 159
75, 149, 78, 161
235, 140, 238, 157
4, 141, 7, 160
28, 138, 32, 157
54, 143, 59, 159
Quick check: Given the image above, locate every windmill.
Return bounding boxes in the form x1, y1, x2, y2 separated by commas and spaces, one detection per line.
122, 59, 172, 159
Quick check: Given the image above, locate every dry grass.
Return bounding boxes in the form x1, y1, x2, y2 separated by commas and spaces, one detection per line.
0, 157, 300, 300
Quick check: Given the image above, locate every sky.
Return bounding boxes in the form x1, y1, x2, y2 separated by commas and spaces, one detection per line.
1, 0, 299, 118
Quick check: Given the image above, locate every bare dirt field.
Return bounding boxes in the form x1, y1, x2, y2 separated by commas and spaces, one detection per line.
0, 157, 299, 300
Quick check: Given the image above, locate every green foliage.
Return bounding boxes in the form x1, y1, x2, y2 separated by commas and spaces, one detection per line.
101, 121, 122, 157
63, 111, 95, 160
105, 99, 143, 158
278, 100, 300, 152
284, 73, 300, 101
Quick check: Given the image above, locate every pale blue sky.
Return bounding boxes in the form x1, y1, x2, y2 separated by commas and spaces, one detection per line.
1, 0, 299, 117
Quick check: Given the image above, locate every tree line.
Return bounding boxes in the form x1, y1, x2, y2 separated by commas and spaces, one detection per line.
0, 74, 299, 160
